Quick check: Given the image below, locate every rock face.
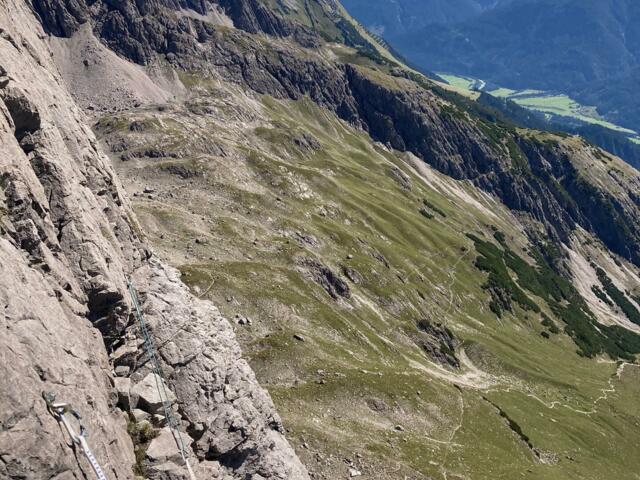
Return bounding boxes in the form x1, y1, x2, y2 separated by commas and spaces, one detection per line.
301, 258, 351, 300
132, 261, 309, 478
0, 1, 308, 479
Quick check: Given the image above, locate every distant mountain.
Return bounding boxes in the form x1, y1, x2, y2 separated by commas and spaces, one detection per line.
342, 0, 640, 133
339, 0, 487, 37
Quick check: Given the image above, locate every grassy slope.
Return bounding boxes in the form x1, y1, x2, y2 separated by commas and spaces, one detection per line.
97, 61, 640, 477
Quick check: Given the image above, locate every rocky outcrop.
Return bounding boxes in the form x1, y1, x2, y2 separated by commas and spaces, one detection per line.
0, 1, 308, 478
31, 0, 318, 63
130, 261, 309, 479
299, 258, 351, 300
414, 320, 460, 368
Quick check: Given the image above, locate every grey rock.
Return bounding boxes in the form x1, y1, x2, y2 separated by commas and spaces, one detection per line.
131, 372, 177, 413
114, 376, 132, 409
132, 261, 310, 479
341, 265, 363, 285
146, 427, 187, 463
0, 8, 138, 478
110, 343, 139, 368
300, 258, 351, 300
292, 132, 321, 151
415, 320, 460, 368
132, 408, 151, 422
153, 414, 168, 427
389, 165, 412, 190
146, 461, 192, 480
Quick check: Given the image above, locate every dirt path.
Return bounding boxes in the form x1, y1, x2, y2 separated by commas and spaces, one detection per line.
488, 362, 635, 416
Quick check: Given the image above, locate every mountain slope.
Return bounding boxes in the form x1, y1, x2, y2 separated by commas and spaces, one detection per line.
33, 0, 640, 267
4, 0, 640, 479
339, 0, 485, 36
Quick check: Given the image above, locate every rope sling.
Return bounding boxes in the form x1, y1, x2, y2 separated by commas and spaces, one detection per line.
42, 392, 109, 480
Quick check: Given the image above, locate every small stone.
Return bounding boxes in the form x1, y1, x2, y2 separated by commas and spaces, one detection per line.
347, 254, 354, 260
114, 377, 131, 409
146, 428, 187, 463
293, 334, 305, 342
114, 365, 130, 377
394, 425, 405, 432
130, 373, 176, 413
111, 344, 138, 368
132, 409, 150, 423
143, 187, 155, 194
349, 468, 362, 477
152, 414, 167, 427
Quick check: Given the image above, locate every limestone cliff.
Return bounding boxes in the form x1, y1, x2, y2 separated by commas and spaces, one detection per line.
0, 1, 308, 478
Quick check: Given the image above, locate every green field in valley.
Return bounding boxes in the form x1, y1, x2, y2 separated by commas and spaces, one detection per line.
438, 72, 640, 142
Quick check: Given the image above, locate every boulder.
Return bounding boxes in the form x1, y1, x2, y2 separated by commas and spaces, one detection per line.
131, 373, 177, 413
132, 408, 151, 423
114, 376, 132, 410
115, 365, 130, 377
146, 428, 187, 464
